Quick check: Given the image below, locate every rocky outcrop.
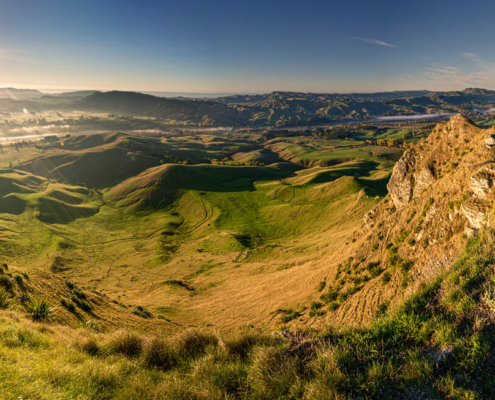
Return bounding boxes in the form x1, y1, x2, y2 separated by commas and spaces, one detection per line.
470, 166, 495, 199
413, 167, 436, 198
387, 149, 416, 209
460, 202, 489, 229
485, 134, 495, 148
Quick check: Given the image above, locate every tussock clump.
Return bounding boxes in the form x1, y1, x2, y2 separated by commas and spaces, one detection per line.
220, 330, 279, 359
248, 345, 302, 398
141, 337, 178, 370
191, 348, 246, 397
77, 335, 102, 356
107, 330, 144, 358
175, 329, 218, 357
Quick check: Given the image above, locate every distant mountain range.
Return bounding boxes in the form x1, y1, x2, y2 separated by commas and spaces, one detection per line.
1, 87, 495, 126
0, 88, 43, 100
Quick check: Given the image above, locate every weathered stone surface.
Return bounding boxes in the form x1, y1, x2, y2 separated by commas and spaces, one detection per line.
485, 134, 495, 148
470, 166, 495, 199
387, 149, 416, 209
413, 167, 436, 198
363, 207, 377, 229
460, 202, 489, 229
464, 227, 478, 238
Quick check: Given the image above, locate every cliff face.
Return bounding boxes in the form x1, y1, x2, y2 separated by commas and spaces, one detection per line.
329, 114, 495, 326
385, 114, 495, 235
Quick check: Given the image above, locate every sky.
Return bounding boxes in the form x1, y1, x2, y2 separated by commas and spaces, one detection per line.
1, 0, 495, 94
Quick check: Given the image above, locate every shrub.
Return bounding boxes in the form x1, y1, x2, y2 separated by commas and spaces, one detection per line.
13, 273, 23, 285
320, 288, 339, 303
0, 287, 12, 309
132, 305, 153, 318
17, 292, 31, 304
371, 243, 379, 252
24, 297, 55, 321
65, 280, 75, 290
421, 198, 434, 217
71, 295, 92, 312
72, 287, 87, 300
107, 330, 144, 358
309, 309, 326, 317
60, 298, 77, 313
0, 275, 14, 291
366, 262, 383, 277
278, 308, 301, 323
316, 281, 326, 292
381, 272, 392, 284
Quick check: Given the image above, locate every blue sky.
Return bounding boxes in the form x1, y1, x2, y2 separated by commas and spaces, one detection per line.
1, 0, 495, 93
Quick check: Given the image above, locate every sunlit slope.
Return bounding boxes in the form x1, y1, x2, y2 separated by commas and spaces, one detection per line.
0, 154, 386, 330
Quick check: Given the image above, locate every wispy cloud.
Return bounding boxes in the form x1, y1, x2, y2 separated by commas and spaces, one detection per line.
349, 36, 398, 48
400, 53, 495, 90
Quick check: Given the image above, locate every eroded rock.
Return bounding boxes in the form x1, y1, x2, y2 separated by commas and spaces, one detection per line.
387, 149, 416, 209
413, 167, 436, 199
460, 202, 489, 229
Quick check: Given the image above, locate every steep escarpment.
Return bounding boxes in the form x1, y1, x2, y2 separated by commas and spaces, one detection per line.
313, 115, 495, 327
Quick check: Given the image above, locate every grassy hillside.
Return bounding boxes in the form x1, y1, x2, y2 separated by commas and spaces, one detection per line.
0, 129, 388, 330
0, 230, 494, 399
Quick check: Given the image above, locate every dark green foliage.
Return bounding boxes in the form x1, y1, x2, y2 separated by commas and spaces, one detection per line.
277, 308, 301, 323
71, 295, 92, 312
421, 197, 434, 217
24, 297, 55, 320
17, 292, 31, 304
0, 287, 12, 309
366, 262, 383, 277
60, 298, 77, 313
0, 275, 14, 291
316, 281, 326, 292
320, 287, 339, 303
381, 272, 392, 284
132, 305, 153, 318
13, 273, 23, 285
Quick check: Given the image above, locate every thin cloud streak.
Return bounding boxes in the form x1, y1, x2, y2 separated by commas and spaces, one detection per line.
349, 36, 398, 48
400, 53, 495, 90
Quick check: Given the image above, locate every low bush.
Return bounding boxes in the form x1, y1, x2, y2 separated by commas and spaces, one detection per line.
24, 297, 55, 321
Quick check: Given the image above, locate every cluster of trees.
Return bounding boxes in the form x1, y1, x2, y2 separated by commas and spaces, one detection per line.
209, 157, 264, 166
